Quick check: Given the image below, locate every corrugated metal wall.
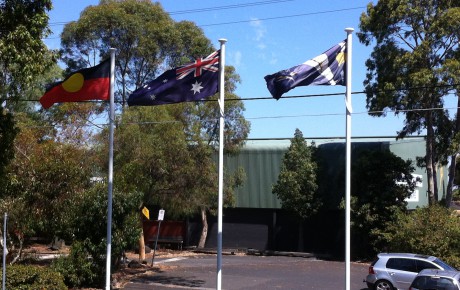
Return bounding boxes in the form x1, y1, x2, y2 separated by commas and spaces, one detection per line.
224, 137, 437, 210
225, 142, 285, 208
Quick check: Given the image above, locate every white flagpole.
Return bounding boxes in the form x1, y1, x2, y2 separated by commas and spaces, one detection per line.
344, 28, 354, 290
2, 213, 7, 290
105, 47, 116, 290
217, 38, 227, 290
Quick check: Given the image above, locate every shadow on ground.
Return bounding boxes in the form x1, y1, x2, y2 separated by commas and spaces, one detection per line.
130, 275, 206, 288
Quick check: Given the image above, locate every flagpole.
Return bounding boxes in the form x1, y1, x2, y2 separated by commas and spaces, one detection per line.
105, 47, 116, 290
344, 27, 354, 290
217, 38, 227, 290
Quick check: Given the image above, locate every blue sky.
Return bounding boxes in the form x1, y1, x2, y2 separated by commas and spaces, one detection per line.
45, 0, 422, 139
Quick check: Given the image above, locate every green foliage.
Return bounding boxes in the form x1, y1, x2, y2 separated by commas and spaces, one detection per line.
51, 241, 99, 288
60, 0, 213, 105
273, 129, 320, 220
0, 108, 18, 186
453, 188, 460, 201
182, 66, 250, 154
0, 0, 56, 104
358, 0, 460, 204
0, 264, 66, 290
383, 205, 460, 268
347, 149, 417, 259
1, 113, 95, 241
50, 184, 140, 288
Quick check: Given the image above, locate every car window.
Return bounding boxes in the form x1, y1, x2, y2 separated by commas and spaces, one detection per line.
386, 258, 417, 272
434, 259, 457, 271
412, 276, 457, 290
412, 276, 434, 288
417, 260, 439, 271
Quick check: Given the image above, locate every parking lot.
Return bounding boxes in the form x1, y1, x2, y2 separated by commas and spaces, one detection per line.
123, 253, 369, 289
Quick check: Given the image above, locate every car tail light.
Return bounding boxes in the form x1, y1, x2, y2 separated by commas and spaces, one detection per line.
369, 265, 375, 275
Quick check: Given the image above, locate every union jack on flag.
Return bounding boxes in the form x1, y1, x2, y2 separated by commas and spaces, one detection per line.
127, 50, 221, 106
176, 50, 219, 79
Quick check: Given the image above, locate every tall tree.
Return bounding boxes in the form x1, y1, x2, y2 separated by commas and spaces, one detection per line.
349, 149, 417, 258
358, 0, 460, 205
0, 112, 96, 263
0, 0, 56, 106
272, 129, 320, 251
60, 0, 212, 107
0, 0, 56, 254
0, 0, 55, 181
62, 0, 250, 254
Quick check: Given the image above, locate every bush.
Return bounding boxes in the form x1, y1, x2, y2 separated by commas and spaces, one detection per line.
0, 264, 66, 290
51, 240, 99, 288
51, 185, 141, 288
383, 205, 460, 268
453, 189, 460, 201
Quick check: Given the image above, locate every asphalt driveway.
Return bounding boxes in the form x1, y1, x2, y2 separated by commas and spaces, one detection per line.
123, 253, 369, 290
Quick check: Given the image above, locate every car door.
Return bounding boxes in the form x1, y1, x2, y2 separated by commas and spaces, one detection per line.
386, 258, 418, 290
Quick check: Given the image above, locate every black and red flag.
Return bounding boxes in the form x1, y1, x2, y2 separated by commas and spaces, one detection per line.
40, 59, 110, 109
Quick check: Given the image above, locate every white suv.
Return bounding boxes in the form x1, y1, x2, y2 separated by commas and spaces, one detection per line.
365, 253, 457, 290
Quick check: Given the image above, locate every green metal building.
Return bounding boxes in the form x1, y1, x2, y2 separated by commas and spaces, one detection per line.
197, 136, 446, 254
226, 136, 444, 210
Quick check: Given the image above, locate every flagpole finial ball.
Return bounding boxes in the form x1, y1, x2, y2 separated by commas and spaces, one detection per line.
345, 28, 354, 33
219, 38, 227, 44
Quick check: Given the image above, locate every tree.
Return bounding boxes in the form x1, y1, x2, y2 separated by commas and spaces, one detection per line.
60, 0, 213, 107
61, 0, 250, 254
113, 104, 246, 250
0, 0, 56, 106
358, 1, 460, 206
272, 129, 320, 251
384, 205, 460, 268
0, 0, 55, 185
442, 47, 460, 206
0, 0, 56, 259
0, 112, 97, 263
349, 149, 417, 258
52, 184, 141, 288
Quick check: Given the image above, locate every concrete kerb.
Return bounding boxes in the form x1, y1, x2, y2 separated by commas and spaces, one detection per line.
192, 248, 320, 259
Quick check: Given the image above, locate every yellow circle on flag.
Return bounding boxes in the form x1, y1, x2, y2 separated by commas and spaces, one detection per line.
62, 73, 84, 93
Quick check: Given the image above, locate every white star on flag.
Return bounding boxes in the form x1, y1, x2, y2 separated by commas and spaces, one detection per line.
191, 81, 204, 94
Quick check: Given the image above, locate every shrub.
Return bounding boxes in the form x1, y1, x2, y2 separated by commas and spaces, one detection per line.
0, 264, 66, 290
51, 240, 99, 288
383, 205, 460, 268
51, 185, 141, 288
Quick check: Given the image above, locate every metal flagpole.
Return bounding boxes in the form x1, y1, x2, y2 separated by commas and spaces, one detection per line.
344, 27, 354, 290
105, 47, 116, 290
217, 38, 227, 290
2, 213, 7, 290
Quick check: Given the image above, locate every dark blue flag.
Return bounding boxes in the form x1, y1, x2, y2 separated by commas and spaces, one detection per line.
128, 50, 220, 106
264, 40, 346, 100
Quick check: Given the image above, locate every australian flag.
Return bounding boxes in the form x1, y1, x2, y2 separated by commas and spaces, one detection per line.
128, 50, 220, 106
264, 40, 346, 100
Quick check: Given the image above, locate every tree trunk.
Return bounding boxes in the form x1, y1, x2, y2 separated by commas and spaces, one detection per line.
138, 211, 146, 261
433, 157, 438, 201
198, 207, 208, 248
426, 114, 437, 205
297, 221, 304, 252
446, 154, 457, 207
446, 96, 460, 207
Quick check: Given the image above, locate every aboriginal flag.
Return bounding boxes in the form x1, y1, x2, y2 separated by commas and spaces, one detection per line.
40, 59, 110, 109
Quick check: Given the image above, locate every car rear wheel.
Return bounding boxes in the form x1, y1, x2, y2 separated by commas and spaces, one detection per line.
374, 279, 394, 290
